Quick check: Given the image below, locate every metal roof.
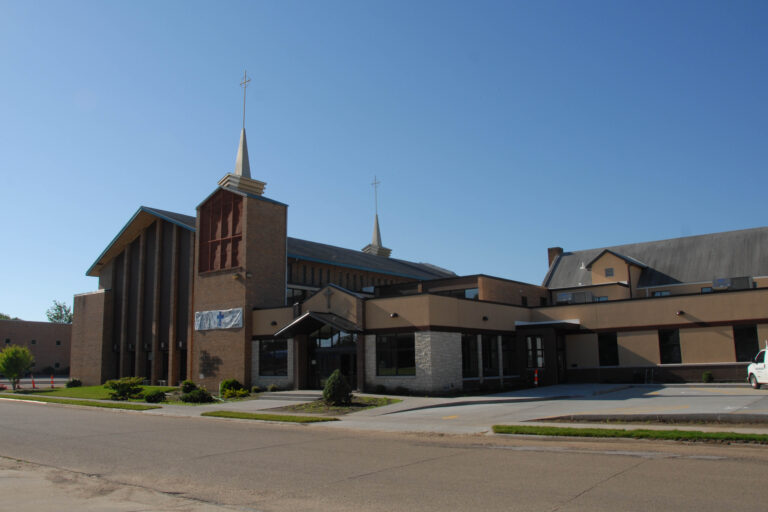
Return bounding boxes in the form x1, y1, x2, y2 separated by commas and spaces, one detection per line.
87, 207, 454, 281
544, 227, 768, 289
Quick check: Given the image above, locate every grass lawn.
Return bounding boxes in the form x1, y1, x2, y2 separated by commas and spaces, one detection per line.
492, 424, 768, 444
0, 394, 160, 411
280, 396, 401, 416
201, 411, 338, 423
7, 385, 176, 401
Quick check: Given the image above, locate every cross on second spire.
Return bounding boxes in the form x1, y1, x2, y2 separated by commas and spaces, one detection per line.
240, 70, 251, 130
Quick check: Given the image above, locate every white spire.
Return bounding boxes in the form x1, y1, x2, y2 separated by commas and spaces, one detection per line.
372, 214, 383, 247
234, 128, 251, 178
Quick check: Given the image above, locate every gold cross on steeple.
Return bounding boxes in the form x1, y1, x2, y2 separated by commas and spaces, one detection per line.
240, 70, 251, 130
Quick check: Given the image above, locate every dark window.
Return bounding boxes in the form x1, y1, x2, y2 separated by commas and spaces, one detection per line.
310, 267, 315, 286
652, 290, 671, 297
540, 297, 547, 306
259, 339, 288, 376
526, 336, 544, 368
734, 325, 759, 362
4, 338, 9, 345
605, 268, 614, 277
595, 296, 608, 302
521, 296, 528, 306
482, 335, 499, 376
30, 339, 36, 345
287, 263, 293, 283
658, 329, 681, 364
755, 351, 766, 364
56, 340, 61, 346
462, 334, 479, 378
376, 333, 415, 376
701, 287, 712, 294
54, 363, 60, 369
302, 265, 307, 284
598, 332, 619, 366
501, 335, 518, 376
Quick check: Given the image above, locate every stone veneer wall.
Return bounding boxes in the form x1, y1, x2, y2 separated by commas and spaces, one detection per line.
365, 331, 462, 394
251, 339, 294, 390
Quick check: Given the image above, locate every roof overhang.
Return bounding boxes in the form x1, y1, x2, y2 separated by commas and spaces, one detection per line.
273, 311, 362, 338
515, 319, 581, 331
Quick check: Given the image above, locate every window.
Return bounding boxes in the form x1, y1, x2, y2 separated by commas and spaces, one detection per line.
598, 332, 619, 366
376, 333, 415, 376
462, 334, 479, 378
652, 291, 671, 297
734, 325, 759, 362
198, 190, 243, 272
56, 340, 61, 346
540, 297, 548, 306
755, 351, 765, 364
465, 288, 479, 300
605, 268, 614, 277
259, 339, 288, 376
482, 335, 499, 376
526, 336, 544, 368
310, 267, 315, 286
31, 339, 36, 345
4, 338, 9, 345
501, 335, 518, 376
595, 296, 608, 302
521, 296, 528, 306
701, 287, 713, 293
658, 329, 681, 364
54, 363, 60, 369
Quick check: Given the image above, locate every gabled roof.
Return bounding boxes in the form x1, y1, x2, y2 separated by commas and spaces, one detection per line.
544, 227, 768, 289
87, 207, 454, 281
585, 249, 648, 270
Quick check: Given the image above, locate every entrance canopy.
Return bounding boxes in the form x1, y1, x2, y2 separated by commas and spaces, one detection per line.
274, 311, 362, 338
514, 319, 582, 332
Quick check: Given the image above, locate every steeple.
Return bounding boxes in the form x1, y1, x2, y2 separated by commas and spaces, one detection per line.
234, 128, 251, 178
362, 176, 392, 258
218, 70, 266, 196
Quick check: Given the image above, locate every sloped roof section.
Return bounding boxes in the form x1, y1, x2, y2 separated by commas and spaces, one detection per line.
585, 249, 649, 270
87, 207, 454, 281
544, 227, 768, 289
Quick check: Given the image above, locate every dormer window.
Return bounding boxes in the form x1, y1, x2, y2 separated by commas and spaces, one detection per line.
605, 267, 614, 277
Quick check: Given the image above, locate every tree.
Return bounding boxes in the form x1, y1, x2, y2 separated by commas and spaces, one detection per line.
322, 369, 352, 405
0, 345, 35, 390
0, 313, 20, 321
46, 300, 73, 324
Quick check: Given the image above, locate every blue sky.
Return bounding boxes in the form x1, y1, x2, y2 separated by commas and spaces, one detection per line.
1, 1, 767, 321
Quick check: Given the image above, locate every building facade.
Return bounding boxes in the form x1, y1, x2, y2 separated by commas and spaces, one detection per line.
1, 320, 71, 375
70, 130, 768, 392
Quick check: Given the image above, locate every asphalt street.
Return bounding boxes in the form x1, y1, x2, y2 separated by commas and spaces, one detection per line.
1, 398, 767, 512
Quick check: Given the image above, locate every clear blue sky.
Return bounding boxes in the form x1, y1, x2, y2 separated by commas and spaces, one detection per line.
1, 1, 767, 321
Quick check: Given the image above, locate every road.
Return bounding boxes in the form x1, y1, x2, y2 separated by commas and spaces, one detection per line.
1, 399, 766, 511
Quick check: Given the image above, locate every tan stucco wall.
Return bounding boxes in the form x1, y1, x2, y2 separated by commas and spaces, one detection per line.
302, 286, 362, 325
365, 294, 530, 332
252, 307, 294, 337
478, 276, 548, 307
553, 284, 630, 302
532, 289, 768, 331
758, 324, 768, 350
565, 333, 599, 368
1, 319, 73, 376
679, 326, 735, 364
591, 252, 630, 285
617, 331, 659, 366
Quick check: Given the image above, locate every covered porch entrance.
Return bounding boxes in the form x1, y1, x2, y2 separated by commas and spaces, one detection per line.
515, 320, 581, 386
275, 311, 364, 391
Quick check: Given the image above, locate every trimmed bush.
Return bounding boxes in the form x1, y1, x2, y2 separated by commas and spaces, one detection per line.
144, 390, 166, 403
180, 380, 197, 394
702, 371, 714, 383
66, 378, 82, 388
104, 376, 144, 400
251, 385, 261, 394
323, 369, 351, 405
181, 388, 214, 403
219, 379, 244, 395
222, 388, 250, 399
267, 383, 279, 392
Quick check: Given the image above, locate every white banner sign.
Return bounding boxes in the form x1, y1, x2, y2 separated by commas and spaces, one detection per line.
194, 308, 243, 331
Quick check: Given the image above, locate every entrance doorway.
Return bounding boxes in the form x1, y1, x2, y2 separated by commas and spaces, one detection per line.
306, 325, 357, 389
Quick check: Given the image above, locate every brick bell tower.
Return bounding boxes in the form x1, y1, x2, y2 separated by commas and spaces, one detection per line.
191, 74, 287, 391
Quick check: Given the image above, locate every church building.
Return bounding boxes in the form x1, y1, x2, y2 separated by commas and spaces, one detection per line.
71, 125, 768, 393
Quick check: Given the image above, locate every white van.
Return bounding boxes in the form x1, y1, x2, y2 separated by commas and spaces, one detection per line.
747, 349, 767, 389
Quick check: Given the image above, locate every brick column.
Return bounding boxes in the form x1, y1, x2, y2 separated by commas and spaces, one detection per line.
168, 225, 180, 385
119, 247, 131, 378
151, 223, 162, 384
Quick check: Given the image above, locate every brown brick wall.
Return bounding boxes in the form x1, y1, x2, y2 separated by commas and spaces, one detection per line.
1, 319, 72, 377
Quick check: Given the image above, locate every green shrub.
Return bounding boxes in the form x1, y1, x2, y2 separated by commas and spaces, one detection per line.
323, 369, 351, 405
251, 385, 261, 394
222, 388, 250, 399
267, 383, 279, 392
702, 371, 714, 383
219, 379, 244, 395
104, 377, 144, 400
180, 380, 197, 393
66, 378, 82, 388
181, 388, 214, 403
144, 390, 166, 403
